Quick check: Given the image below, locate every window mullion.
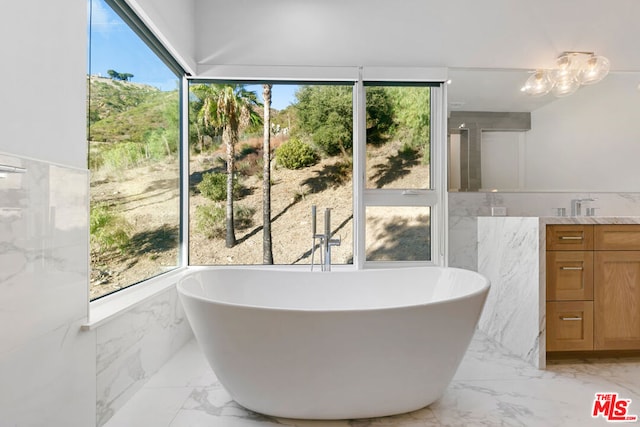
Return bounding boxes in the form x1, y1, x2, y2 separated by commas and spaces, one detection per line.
180, 76, 190, 267
353, 71, 366, 269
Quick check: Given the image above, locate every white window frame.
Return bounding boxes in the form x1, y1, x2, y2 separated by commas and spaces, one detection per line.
354, 68, 448, 268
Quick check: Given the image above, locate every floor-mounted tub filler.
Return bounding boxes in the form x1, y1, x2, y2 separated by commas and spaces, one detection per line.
177, 267, 490, 420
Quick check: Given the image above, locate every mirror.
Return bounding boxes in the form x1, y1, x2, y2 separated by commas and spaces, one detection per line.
447, 68, 640, 192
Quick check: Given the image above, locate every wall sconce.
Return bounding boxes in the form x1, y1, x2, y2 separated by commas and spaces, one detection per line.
521, 52, 610, 97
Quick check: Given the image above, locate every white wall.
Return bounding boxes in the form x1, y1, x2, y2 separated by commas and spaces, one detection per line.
0, 1, 95, 426
524, 73, 640, 191
0, 0, 87, 169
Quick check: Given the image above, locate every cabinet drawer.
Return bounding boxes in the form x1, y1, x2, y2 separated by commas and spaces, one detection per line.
546, 301, 594, 352
595, 225, 640, 250
546, 225, 594, 251
546, 251, 594, 301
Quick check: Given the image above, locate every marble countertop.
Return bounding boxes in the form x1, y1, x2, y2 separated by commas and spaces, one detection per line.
479, 216, 640, 225
540, 216, 640, 224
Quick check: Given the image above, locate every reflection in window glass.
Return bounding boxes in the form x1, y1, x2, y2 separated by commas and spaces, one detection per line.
188, 83, 353, 265
365, 206, 431, 261
87, 0, 180, 299
365, 85, 431, 189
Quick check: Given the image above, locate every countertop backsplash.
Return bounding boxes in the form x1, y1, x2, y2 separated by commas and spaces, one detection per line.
448, 192, 640, 270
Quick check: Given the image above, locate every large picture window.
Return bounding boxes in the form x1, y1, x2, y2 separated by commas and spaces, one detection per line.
188, 82, 354, 266
87, 0, 182, 299
187, 81, 443, 267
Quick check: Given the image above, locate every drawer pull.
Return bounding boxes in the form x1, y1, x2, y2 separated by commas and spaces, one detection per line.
560, 266, 583, 271
559, 236, 583, 240
560, 316, 583, 321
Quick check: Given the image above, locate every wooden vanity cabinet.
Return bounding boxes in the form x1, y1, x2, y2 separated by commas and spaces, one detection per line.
546, 224, 640, 353
546, 225, 594, 352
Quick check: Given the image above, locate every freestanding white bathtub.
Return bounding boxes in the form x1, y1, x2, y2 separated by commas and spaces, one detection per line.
177, 267, 489, 420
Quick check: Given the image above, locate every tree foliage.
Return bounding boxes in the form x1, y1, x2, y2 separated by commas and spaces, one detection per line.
386, 86, 430, 155
364, 86, 395, 144
294, 86, 351, 156
294, 85, 394, 156
107, 69, 134, 81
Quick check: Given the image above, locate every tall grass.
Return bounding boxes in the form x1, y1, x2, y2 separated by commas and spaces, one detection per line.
90, 204, 132, 253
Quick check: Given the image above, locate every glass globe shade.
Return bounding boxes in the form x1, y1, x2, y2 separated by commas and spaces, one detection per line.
522, 70, 554, 97
552, 75, 580, 97
579, 55, 610, 85
552, 53, 580, 82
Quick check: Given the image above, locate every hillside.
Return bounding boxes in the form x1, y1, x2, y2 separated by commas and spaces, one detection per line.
87, 75, 178, 144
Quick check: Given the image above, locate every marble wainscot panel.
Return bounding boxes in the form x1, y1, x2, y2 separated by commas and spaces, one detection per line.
449, 191, 640, 271
0, 153, 95, 426
95, 283, 193, 427
477, 217, 543, 368
477, 215, 640, 369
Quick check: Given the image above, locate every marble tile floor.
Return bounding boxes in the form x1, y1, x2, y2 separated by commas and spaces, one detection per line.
104, 331, 640, 427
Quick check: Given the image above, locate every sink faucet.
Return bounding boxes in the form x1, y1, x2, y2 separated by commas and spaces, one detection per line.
310, 205, 341, 271
570, 198, 595, 216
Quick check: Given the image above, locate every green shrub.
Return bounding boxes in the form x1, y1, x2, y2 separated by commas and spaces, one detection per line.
234, 205, 256, 230
239, 143, 257, 157
195, 204, 226, 238
101, 141, 145, 172
90, 204, 131, 253
275, 138, 318, 169
195, 204, 256, 239
197, 172, 241, 201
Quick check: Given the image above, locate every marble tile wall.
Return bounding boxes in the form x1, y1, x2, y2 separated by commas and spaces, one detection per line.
448, 192, 640, 270
96, 285, 193, 427
0, 152, 95, 426
0, 152, 193, 427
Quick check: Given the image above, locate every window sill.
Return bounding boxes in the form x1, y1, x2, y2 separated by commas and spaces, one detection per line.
81, 267, 187, 331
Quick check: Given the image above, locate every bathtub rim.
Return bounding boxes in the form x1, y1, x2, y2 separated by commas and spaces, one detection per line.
177, 266, 490, 314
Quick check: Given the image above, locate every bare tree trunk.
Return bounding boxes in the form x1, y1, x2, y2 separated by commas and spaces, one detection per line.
262, 84, 273, 264
196, 124, 204, 153
224, 126, 236, 248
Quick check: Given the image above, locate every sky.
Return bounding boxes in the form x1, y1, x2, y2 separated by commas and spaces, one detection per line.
88, 0, 296, 110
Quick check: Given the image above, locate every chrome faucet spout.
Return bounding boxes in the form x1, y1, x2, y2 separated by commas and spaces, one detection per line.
570, 198, 595, 216
310, 206, 340, 271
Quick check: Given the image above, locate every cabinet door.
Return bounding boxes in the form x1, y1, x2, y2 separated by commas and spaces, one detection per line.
594, 251, 640, 350
547, 225, 594, 251
547, 251, 594, 301
547, 301, 594, 351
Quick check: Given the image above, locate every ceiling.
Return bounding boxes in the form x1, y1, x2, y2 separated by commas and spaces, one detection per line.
190, 0, 640, 71
132, 0, 640, 112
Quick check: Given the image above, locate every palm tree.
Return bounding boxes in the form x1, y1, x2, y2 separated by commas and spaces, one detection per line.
192, 83, 261, 248
262, 84, 273, 264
